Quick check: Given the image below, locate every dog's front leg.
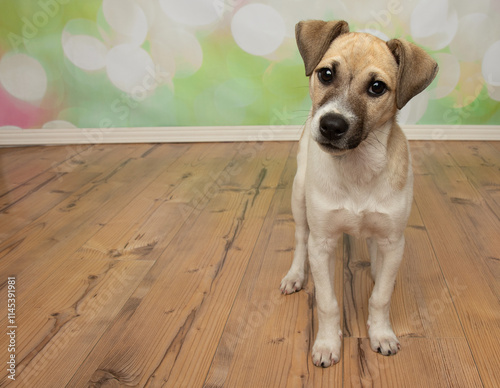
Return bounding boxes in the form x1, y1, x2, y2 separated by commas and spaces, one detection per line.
309, 233, 342, 367
281, 157, 309, 294
367, 235, 404, 356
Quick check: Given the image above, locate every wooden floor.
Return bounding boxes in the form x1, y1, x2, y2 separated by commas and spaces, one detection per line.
0, 141, 498, 387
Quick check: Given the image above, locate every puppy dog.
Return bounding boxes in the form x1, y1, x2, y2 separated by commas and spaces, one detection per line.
280, 20, 438, 367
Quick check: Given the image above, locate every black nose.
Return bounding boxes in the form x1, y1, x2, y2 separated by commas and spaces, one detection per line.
319, 113, 349, 141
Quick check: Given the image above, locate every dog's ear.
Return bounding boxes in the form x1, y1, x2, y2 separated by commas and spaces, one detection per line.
296, 20, 349, 76
386, 39, 438, 109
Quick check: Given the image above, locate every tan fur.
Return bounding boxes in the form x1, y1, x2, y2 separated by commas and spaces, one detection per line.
387, 122, 409, 191
311, 32, 399, 131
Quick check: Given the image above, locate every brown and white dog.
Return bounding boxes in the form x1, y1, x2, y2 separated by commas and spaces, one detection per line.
280, 20, 438, 367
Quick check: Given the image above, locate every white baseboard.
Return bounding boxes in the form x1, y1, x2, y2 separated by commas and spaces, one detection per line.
1, 125, 499, 146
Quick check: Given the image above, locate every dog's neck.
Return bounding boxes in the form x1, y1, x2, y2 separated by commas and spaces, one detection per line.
334, 120, 394, 185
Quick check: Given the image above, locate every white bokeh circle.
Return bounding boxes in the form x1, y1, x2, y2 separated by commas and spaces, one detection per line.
231, 4, 286, 56
398, 90, 429, 125
106, 44, 156, 94
486, 84, 500, 101
271, 0, 337, 38
62, 34, 108, 71
102, 0, 148, 46
159, 0, 221, 27
357, 29, 389, 42
134, 0, 157, 26
427, 53, 460, 99
0, 53, 47, 101
454, 0, 490, 16
411, 0, 458, 50
149, 39, 176, 81
450, 14, 493, 62
42, 120, 77, 129
0, 126, 22, 130
450, 62, 484, 108
482, 40, 500, 86
149, 26, 203, 78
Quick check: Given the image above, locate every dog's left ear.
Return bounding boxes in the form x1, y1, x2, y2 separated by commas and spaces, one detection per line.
386, 39, 438, 109
296, 20, 349, 76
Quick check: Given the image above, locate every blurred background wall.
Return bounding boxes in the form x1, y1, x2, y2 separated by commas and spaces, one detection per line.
0, 0, 499, 132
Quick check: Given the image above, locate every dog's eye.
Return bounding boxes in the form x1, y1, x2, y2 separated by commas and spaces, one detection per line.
368, 81, 387, 96
317, 68, 334, 85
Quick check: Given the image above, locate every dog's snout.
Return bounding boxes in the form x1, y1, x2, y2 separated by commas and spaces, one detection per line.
319, 113, 349, 141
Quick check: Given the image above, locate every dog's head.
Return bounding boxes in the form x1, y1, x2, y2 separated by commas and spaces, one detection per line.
296, 20, 438, 154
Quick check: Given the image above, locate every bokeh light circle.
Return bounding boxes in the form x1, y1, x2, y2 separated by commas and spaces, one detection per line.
159, 0, 221, 27
398, 90, 429, 125
482, 40, 500, 86
62, 34, 107, 71
450, 62, 484, 108
486, 84, 500, 101
0, 53, 47, 101
231, 4, 286, 56
106, 44, 156, 94
357, 29, 389, 42
42, 120, 77, 129
454, 0, 490, 16
102, 0, 148, 46
427, 53, 460, 100
450, 14, 493, 62
149, 26, 202, 78
411, 0, 458, 50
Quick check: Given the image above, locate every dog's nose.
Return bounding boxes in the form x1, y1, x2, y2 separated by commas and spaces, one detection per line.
319, 113, 349, 141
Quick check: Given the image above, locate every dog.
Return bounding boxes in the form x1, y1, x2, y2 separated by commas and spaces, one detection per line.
280, 20, 438, 367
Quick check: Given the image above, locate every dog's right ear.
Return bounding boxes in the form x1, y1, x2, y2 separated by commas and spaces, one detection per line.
296, 20, 349, 77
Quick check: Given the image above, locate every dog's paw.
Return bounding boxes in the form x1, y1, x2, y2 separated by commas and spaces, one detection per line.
280, 271, 305, 295
312, 331, 342, 367
368, 324, 400, 356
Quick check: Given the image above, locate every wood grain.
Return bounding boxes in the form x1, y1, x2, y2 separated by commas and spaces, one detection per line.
0, 141, 497, 387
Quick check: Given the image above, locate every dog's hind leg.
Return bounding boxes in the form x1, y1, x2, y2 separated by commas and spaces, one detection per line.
366, 237, 379, 282
367, 235, 404, 356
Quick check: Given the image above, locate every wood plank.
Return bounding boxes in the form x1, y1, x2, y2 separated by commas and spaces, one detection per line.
66, 142, 293, 387
77, 142, 241, 262
443, 142, 500, 281
411, 141, 500, 387
205, 144, 344, 388
344, 337, 482, 387
396, 202, 464, 339
0, 258, 153, 386
442, 141, 499, 168
0, 144, 189, 286
0, 146, 45, 170
0, 145, 140, 241
0, 141, 496, 386
149, 143, 295, 388
0, 145, 92, 192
